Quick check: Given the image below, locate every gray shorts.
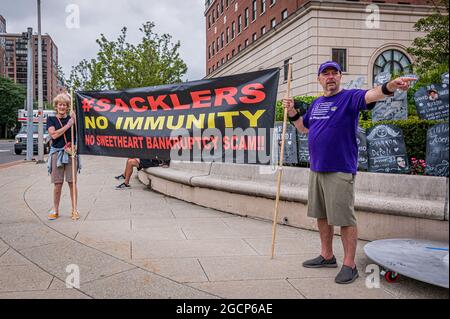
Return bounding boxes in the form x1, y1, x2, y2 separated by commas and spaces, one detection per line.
50, 153, 77, 184
307, 171, 356, 227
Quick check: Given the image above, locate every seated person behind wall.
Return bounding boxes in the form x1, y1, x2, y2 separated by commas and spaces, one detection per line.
115, 158, 169, 189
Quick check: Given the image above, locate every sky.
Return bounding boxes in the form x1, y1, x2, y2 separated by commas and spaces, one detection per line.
1, 0, 206, 82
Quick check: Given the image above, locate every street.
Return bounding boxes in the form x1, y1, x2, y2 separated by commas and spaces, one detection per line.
0, 140, 25, 165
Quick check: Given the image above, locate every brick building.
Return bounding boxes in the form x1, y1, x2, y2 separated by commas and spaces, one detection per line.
4, 32, 59, 103
0, 15, 6, 76
204, 0, 434, 97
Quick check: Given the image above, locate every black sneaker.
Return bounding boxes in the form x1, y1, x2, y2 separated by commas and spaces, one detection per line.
115, 182, 130, 190
302, 255, 338, 268
115, 174, 125, 180
335, 265, 359, 284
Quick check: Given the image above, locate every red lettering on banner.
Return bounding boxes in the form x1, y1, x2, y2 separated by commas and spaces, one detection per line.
111, 98, 130, 112
170, 94, 190, 110
214, 87, 238, 106
147, 95, 171, 111
129, 97, 148, 112
240, 83, 265, 104
93, 98, 111, 112
191, 90, 212, 108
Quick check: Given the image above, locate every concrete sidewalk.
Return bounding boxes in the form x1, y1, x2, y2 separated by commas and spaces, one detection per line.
0, 155, 447, 299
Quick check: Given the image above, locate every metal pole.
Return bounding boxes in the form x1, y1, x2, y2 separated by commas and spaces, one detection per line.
37, 0, 44, 163
26, 27, 34, 161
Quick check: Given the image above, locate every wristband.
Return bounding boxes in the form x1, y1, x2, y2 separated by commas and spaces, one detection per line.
382, 82, 394, 96
288, 111, 301, 122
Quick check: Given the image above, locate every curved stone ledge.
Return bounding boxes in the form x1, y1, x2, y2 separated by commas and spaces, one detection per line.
139, 161, 449, 241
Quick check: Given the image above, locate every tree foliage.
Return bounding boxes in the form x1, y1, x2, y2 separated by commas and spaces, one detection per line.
67, 21, 188, 91
407, 0, 449, 73
0, 76, 26, 138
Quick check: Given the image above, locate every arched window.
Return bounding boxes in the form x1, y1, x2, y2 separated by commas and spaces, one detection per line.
373, 49, 411, 83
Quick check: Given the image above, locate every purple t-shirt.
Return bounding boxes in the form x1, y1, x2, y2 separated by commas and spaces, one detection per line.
303, 89, 368, 174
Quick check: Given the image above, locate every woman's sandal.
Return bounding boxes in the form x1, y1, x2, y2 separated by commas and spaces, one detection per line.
71, 210, 80, 221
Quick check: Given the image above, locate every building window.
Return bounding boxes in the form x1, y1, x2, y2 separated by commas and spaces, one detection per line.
238, 44, 242, 52
208, 15, 212, 28
252, 33, 257, 42
373, 49, 412, 83
271, 18, 276, 29
252, 0, 257, 21
217, 37, 220, 51
245, 39, 249, 47
212, 41, 215, 55
283, 58, 291, 82
226, 0, 230, 8
226, 53, 230, 61
261, 0, 266, 14
281, 9, 288, 20
270, 0, 276, 5
332, 48, 347, 72
238, 15, 242, 33
220, 0, 224, 13
212, 10, 215, 23
208, 45, 211, 59
217, 5, 220, 18
226, 27, 230, 43
245, 8, 249, 28
232, 21, 236, 39
208, 68, 211, 75
232, 49, 235, 56
221, 32, 224, 48
222, 58, 225, 65
261, 26, 266, 35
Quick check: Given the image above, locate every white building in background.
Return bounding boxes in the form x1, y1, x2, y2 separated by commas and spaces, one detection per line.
205, 0, 433, 98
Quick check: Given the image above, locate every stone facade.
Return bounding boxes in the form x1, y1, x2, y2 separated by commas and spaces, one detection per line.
205, 0, 433, 97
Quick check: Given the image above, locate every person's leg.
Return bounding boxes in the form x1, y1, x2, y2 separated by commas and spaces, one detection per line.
68, 182, 78, 212
53, 183, 63, 213
124, 158, 140, 185
317, 218, 334, 260
340, 225, 357, 268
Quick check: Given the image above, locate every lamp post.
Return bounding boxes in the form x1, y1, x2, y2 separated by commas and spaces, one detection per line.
0, 30, 34, 161
37, 0, 44, 163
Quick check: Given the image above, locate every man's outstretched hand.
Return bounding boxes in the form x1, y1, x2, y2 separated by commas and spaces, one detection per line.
387, 77, 417, 92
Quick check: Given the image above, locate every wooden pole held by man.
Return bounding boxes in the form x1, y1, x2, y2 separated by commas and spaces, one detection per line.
270, 62, 292, 259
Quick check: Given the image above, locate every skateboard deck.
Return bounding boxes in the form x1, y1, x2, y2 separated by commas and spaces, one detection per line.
364, 238, 449, 288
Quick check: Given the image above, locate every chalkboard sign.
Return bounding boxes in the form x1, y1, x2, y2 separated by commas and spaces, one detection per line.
297, 132, 310, 163
442, 72, 449, 85
374, 72, 391, 87
343, 77, 365, 90
367, 124, 410, 174
414, 84, 449, 121
372, 90, 408, 122
273, 122, 298, 164
425, 123, 449, 177
294, 100, 310, 115
357, 126, 368, 171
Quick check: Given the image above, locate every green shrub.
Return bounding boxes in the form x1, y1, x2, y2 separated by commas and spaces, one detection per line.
275, 95, 443, 162
359, 117, 440, 161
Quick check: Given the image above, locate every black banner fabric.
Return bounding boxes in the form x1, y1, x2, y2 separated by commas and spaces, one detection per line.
75, 68, 280, 164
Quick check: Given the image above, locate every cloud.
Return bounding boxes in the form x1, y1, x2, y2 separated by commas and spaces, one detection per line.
1, 0, 206, 82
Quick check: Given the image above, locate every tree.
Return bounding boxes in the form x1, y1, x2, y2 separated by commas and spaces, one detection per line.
67, 21, 188, 91
407, 0, 449, 74
0, 76, 26, 138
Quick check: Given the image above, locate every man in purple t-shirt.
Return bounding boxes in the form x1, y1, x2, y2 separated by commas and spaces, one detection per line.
283, 61, 414, 284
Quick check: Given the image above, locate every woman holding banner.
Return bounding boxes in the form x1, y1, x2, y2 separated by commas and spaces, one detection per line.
46, 93, 80, 221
